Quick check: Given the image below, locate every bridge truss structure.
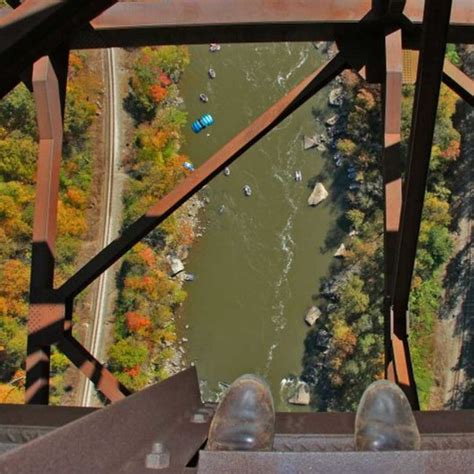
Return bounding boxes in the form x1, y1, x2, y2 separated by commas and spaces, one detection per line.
0, 1, 473, 471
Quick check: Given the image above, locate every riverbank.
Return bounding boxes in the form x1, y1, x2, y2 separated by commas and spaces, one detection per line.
300, 51, 463, 411
105, 46, 204, 391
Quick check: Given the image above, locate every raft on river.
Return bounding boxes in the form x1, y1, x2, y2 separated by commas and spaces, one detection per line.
192, 113, 215, 133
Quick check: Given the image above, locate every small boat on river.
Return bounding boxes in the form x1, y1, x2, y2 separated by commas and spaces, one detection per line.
294, 170, 302, 182
192, 113, 215, 133
223, 167, 231, 176
199, 93, 209, 103
209, 43, 221, 52
208, 68, 216, 79
183, 161, 195, 172
243, 185, 252, 197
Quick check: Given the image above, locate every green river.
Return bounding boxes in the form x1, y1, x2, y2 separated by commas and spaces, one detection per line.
178, 43, 343, 411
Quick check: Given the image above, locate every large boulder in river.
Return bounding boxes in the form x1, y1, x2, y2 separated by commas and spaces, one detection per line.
308, 183, 329, 206
329, 87, 343, 106
305, 306, 321, 326
334, 243, 347, 258
170, 257, 185, 276
288, 381, 310, 405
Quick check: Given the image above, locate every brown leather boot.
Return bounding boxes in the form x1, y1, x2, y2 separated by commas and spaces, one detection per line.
207, 374, 275, 451
355, 380, 421, 451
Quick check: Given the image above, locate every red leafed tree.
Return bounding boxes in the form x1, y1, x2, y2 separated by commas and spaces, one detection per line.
124, 365, 141, 377
159, 72, 172, 87
149, 84, 167, 103
125, 311, 152, 333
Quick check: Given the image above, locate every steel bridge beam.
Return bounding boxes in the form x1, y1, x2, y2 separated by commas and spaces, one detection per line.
57, 54, 348, 300
442, 59, 474, 106
65, 0, 474, 49
390, 0, 454, 409
382, 29, 404, 373
57, 335, 129, 403
0, 0, 116, 99
26, 55, 65, 404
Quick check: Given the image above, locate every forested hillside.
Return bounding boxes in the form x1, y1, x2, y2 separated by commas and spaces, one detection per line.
302, 66, 461, 410
0, 52, 102, 403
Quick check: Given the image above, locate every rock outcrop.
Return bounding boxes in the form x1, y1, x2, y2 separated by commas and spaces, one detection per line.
170, 257, 185, 276
334, 243, 346, 258
325, 114, 338, 126
303, 134, 318, 150
329, 87, 343, 106
305, 306, 321, 326
308, 183, 329, 206
288, 381, 310, 405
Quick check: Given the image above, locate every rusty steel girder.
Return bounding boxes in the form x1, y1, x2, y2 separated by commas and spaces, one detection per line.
443, 59, 474, 106
0, 0, 117, 98
68, 0, 474, 48
382, 29, 404, 377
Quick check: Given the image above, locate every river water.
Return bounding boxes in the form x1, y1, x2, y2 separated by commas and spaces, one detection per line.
178, 43, 342, 411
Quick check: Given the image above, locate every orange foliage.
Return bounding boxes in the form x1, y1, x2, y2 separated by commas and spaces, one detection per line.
66, 187, 87, 209
125, 275, 157, 296
159, 72, 172, 87
0, 259, 29, 318
0, 384, 24, 404
332, 320, 357, 355
440, 139, 460, 160
149, 84, 167, 103
69, 53, 83, 72
138, 245, 156, 267
178, 221, 195, 246
124, 365, 141, 377
126, 311, 152, 333
158, 154, 188, 194
13, 369, 26, 387
57, 201, 87, 237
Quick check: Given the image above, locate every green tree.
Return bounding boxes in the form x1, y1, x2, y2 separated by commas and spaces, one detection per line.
339, 275, 370, 315
108, 338, 148, 372
0, 85, 37, 138
336, 138, 357, 156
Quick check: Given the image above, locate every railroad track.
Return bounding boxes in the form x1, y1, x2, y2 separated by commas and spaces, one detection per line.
79, 48, 120, 407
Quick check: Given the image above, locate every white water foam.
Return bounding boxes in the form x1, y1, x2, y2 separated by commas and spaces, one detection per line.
276, 49, 309, 87
263, 127, 304, 375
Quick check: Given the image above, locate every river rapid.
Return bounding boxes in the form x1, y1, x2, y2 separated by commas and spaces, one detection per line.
178, 43, 342, 411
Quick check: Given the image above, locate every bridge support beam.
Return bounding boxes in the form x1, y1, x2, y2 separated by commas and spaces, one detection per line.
26, 55, 65, 404
390, 0, 454, 409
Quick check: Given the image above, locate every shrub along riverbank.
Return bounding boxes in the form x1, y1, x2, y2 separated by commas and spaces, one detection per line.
302, 63, 460, 410
106, 46, 198, 391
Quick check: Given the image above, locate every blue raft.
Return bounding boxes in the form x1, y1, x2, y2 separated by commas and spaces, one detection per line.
192, 113, 214, 133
